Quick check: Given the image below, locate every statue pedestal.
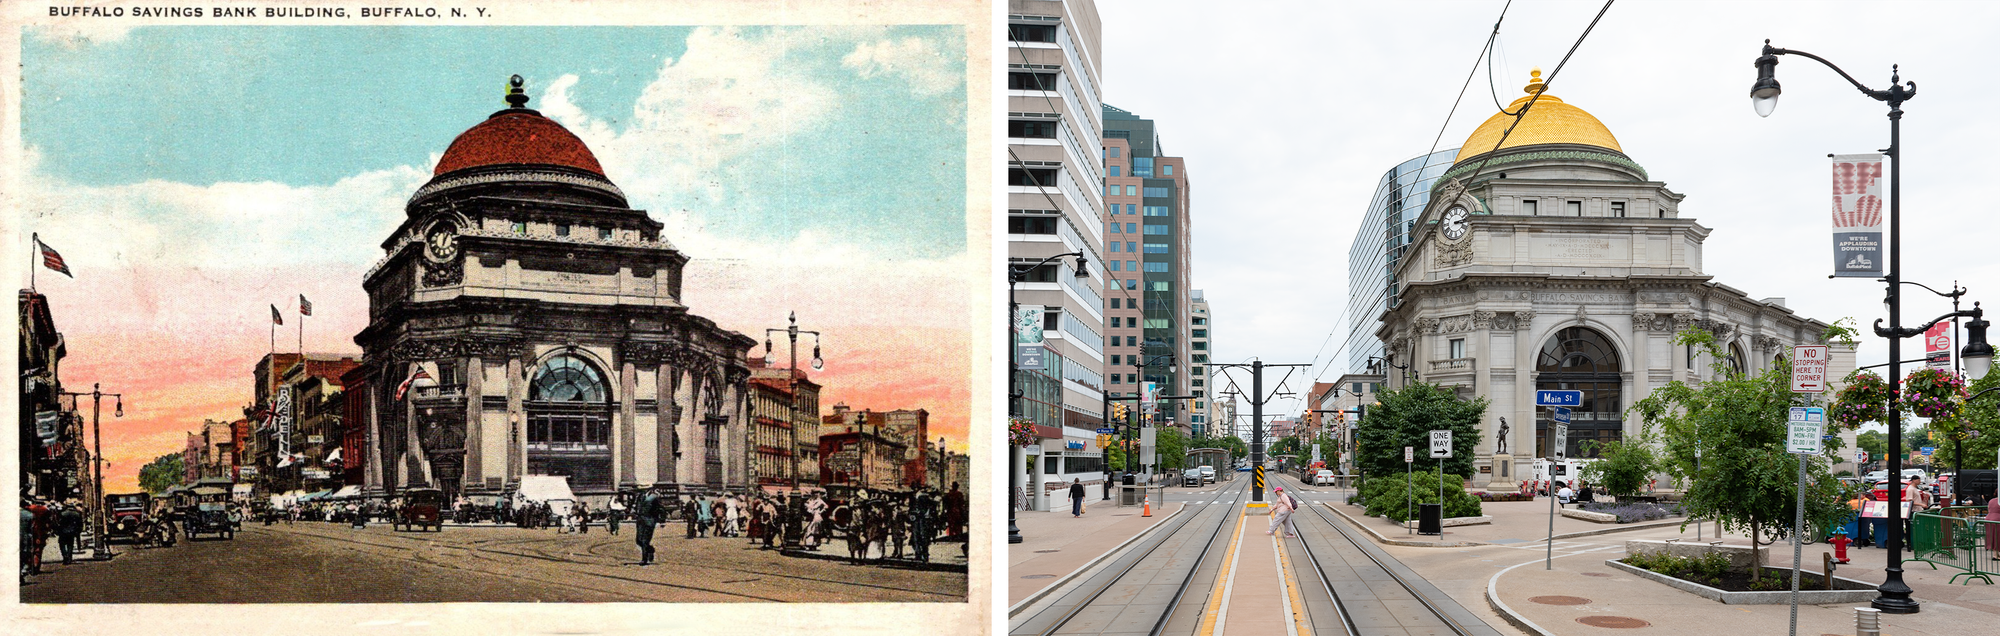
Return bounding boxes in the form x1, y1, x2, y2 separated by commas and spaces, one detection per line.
1486, 454, 1516, 491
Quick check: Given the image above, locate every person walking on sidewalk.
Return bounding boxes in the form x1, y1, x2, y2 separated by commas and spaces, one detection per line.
1068, 479, 1086, 517
1268, 486, 1299, 537
55, 502, 84, 565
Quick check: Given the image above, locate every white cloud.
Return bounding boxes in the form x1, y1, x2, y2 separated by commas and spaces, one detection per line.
540, 27, 837, 217
18, 148, 426, 270
841, 37, 959, 96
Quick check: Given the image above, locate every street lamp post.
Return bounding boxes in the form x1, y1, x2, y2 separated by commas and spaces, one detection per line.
764, 312, 823, 492
1008, 251, 1088, 544
1751, 39, 1923, 613
59, 383, 124, 560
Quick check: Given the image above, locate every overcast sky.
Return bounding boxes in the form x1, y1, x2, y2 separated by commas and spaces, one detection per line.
1098, 0, 2000, 425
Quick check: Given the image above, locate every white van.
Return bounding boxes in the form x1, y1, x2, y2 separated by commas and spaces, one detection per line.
1531, 458, 1594, 485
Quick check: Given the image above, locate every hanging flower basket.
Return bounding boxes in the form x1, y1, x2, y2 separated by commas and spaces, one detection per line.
1901, 368, 1968, 420
1830, 370, 1890, 429
1009, 418, 1042, 448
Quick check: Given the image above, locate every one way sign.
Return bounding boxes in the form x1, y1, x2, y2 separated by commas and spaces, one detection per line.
1430, 430, 1452, 459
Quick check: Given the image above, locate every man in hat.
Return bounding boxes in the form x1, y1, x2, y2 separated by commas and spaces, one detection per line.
55, 501, 85, 565
1267, 486, 1300, 538
633, 488, 662, 565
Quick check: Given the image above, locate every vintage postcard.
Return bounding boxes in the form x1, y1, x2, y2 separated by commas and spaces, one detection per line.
5, 1, 994, 632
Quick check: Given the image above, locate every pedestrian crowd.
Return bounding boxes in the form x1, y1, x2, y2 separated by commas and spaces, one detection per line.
18, 492, 89, 582
622, 482, 970, 567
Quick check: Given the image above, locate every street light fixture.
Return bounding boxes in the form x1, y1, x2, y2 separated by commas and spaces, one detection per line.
764, 312, 824, 492
1751, 38, 1922, 614
1007, 251, 1088, 544
59, 383, 125, 561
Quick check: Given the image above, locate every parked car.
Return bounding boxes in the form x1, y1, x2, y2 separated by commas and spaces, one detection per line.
1198, 466, 1216, 483
1182, 469, 1203, 487
1312, 470, 1337, 486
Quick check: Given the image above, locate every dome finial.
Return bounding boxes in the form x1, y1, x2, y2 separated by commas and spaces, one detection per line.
1522, 67, 1546, 95
505, 74, 530, 109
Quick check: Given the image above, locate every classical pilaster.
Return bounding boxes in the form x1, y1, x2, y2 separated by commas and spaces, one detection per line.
465, 354, 483, 489
617, 360, 637, 488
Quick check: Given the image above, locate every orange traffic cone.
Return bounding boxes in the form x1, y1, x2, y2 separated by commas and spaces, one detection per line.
1143, 494, 1152, 517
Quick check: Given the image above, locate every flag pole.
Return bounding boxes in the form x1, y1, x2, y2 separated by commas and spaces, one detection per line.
30, 233, 36, 293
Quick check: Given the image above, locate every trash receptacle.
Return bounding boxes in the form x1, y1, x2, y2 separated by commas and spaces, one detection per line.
1418, 503, 1443, 535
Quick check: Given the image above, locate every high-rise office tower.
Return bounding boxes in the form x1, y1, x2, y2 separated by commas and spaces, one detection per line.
1344, 149, 1459, 376
1102, 104, 1193, 440
1008, 0, 1110, 499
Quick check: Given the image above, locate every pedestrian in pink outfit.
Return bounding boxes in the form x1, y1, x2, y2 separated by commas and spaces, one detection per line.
1267, 486, 1299, 537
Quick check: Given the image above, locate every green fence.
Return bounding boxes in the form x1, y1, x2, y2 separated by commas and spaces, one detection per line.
1910, 508, 1995, 585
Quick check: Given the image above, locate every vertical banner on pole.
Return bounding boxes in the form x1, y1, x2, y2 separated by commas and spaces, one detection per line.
1015, 305, 1045, 370
1831, 154, 1885, 278
1924, 322, 1953, 371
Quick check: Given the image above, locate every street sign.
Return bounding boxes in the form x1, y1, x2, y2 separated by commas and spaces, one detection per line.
1552, 406, 1572, 425
1430, 430, 1452, 458
1096, 427, 1116, 435
1921, 446, 1936, 456
1786, 407, 1825, 454
1856, 450, 1869, 463
1791, 345, 1830, 393
1404, 446, 1413, 464
1552, 424, 1568, 461
1536, 390, 1582, 407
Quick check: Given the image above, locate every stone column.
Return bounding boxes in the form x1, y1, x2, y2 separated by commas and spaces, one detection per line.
617, 360, 636, 488
1629, 313, 1652, 429
508, 357, 525, 486
1671, 313, 1695, 382
676, 367, 703, 486
365, 371, 386, 494
1514, 311, 1537, 460
465, 355, 483, 490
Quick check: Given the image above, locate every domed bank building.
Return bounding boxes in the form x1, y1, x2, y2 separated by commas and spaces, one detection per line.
1375, 71, 1853, 488
351, 77, 755, 498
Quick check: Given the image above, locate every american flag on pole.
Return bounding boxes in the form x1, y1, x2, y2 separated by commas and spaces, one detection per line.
299, 294, 313, 316
271, 304, 283, 326
33, 234, 72, 278
396, 367, 432, 401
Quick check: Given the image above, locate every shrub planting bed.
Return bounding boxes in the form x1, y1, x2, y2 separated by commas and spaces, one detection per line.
1621, 551, 1825, 592
1473, 492, 1535, 502
1579, 501, 1680, 523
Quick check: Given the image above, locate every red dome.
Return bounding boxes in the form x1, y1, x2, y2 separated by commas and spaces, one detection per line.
433, 110, 605, 177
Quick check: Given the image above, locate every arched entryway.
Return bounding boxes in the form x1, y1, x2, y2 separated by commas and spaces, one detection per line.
1535, 326, 1623, 459
526, 353, 614, 489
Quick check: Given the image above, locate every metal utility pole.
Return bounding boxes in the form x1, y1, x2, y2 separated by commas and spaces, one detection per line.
61, 383, 124, 560
1213, 359, 1308, 504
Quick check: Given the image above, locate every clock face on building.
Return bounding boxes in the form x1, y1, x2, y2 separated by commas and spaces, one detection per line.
424, 220, 459, 263
1441, 205, 1470, 241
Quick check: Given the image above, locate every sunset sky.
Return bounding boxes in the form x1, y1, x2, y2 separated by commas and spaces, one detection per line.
21, 25, 977, 493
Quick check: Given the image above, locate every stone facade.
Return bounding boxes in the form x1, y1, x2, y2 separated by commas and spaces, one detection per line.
352, 83, 753, 498
1377, 110, 1851, 488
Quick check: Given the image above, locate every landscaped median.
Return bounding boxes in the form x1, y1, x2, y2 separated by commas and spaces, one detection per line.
1559, 501, 1681, 524
1608, 540, 1876, 604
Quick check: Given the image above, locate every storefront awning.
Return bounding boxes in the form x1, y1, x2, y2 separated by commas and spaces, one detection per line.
329, 485, 362, 500
517, 475, 574, 502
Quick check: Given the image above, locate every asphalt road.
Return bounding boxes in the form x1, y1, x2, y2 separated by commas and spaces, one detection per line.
23, 521, 967, 603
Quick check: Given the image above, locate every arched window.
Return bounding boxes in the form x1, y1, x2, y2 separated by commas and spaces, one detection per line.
530, 355, 608, 403
1536, 327, 1623, 458
1726, 343, 1748, 377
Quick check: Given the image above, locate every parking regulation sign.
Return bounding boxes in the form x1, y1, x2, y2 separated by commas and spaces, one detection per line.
1405, 446, 1413, 464
1787, 407, 1825, 454
1791, 345, 1830, 393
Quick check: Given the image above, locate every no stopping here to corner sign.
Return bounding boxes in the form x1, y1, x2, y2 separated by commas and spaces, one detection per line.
1791, 345, 1829, 393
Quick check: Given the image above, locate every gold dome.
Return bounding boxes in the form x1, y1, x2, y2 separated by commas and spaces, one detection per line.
1452, 69, 1621, 165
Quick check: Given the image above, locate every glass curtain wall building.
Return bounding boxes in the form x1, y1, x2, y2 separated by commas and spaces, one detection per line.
1102, 104, 1194, 439
1344, 149, 1459, 375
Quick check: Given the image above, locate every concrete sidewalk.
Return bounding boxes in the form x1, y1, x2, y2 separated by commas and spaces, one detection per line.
1008, 494, 1185, 608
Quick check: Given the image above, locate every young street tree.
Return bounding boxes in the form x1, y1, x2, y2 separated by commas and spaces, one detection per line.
1354, 382, 1486, 480
1630, 328, 1850, 571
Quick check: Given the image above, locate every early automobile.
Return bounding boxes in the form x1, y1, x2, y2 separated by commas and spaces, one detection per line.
104, 492, 150, 540
184, 501, 235, 540
395, 488, 446, 532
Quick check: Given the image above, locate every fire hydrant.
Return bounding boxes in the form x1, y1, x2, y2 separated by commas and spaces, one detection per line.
1830, 529, 1852, 564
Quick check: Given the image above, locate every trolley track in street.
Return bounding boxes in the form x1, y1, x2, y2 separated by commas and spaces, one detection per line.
1281, 474, 1493, 636
1011, 480, 1249, 636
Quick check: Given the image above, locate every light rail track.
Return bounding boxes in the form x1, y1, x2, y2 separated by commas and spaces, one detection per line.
1012, 480, 1250, 636
1282, 474, 1484, 636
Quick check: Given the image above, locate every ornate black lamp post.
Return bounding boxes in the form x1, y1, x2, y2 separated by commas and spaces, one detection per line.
1751, 39, 1926, 613
59, 383, 123, 560
1008, 251, 1087, 544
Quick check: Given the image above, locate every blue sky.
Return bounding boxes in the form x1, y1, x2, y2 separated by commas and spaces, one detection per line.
24, 25, 968, 259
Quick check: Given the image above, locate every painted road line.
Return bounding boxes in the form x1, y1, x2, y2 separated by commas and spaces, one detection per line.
1198, 511, 1250, 636
1275, 533, 1311, 636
